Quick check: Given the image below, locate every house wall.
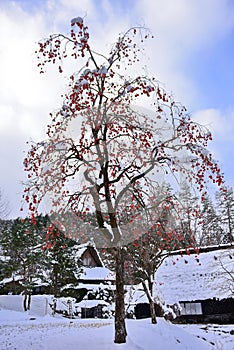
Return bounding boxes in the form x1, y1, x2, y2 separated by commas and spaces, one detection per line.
0, 281, 23, 295
81, 305, 103, 318
135, 303, 164, 319
82, 250, 99, 267
175, 298, 234, 324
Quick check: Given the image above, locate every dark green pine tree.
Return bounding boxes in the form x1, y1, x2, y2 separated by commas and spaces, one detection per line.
199, 194, 224, 246
215, 187, 234, 243
42, 223, 82, 297
0, 219, 15, 281
1, 216, 46, 310
176, 180, 200, 247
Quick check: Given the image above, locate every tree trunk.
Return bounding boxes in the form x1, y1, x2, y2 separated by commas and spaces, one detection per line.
53, 270, 58, 297
27, 292, 31, 311
227, 205, 233, 242
23, 290, 31, 311
142, 280, 157, 324
114, 247, 127, 343
149, 299, 157, 324
52, 299, 57, 316
23, 291, 28, 312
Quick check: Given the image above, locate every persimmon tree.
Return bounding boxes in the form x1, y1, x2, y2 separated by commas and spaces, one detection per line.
23, 17, 224, 343
124, 184, 176, 324
123, 182, 198, 324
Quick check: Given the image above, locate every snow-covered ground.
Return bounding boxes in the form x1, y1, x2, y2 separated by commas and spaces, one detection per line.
0, 308, 233, 350
179, 323, 234, 350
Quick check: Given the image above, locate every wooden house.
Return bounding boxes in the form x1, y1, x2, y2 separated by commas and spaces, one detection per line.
76, 243, 103, 268
75, 242, 115, 285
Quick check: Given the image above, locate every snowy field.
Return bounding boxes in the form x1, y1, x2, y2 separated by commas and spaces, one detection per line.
0, 309, 233, 350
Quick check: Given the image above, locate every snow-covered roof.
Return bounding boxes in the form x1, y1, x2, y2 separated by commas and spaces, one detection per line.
155, 247, 234, 304
76, 299, 109, 308
75, 245, 87, 259
0, 255, 10, 262
0, 273, 50, 287
0, 275, 23, 285
73, 283, 115, 291
79, 267, 115, 281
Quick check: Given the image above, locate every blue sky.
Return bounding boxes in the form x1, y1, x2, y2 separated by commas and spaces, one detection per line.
185, 32, 234, 111
0, 0, 234, 218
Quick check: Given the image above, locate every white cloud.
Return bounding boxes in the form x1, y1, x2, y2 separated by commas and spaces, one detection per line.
134, 0, 234, 105
192, 108, 234, 140
136, 0, 234, 51
0, 0, 234, 217
0, 2, 71, 139
192, 108, 234, 185
0, 104, 14, 132
45, 0, 95, 29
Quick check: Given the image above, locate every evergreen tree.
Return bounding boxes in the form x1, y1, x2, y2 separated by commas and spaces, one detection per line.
42, 223, 82, 297
1, 216, 46, 309
198, 194, 224, 246
0, 215, 83, 305
176, 181, 200, 246
0, 219, 14, 280
215, 187, 234, 243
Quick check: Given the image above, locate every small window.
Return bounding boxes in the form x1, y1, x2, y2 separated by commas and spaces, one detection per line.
83, 256, 92, 266
180, 302, 202, 315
